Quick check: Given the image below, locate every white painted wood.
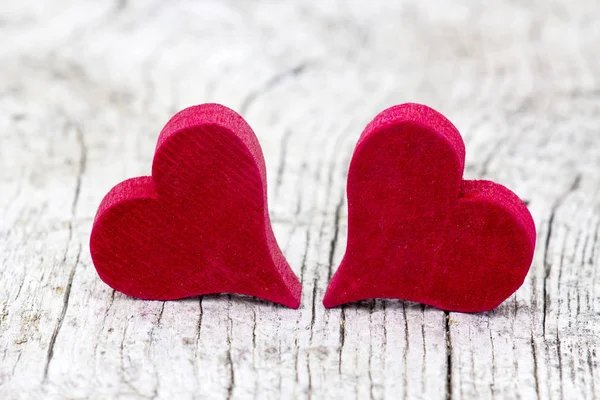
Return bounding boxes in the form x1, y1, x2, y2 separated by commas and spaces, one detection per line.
1, 0, 599, 399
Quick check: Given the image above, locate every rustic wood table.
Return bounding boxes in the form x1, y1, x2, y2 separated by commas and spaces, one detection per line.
1, 1, 599, 399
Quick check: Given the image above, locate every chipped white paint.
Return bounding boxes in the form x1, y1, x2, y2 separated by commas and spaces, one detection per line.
1, 1, 600, 399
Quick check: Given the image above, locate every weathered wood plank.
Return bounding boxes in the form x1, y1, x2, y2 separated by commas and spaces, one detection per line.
1, 0, 600, 399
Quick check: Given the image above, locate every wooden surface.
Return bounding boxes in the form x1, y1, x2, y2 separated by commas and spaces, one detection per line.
1, 1, 599, 399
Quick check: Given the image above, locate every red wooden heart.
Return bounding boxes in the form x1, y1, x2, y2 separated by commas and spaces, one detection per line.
323, 103, 536, 312
90, 104, 301, 308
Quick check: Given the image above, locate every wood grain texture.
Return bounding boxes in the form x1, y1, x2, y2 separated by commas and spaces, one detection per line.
0, 0, 599, 399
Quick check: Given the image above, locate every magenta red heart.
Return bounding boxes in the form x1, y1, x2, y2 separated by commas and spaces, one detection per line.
90, 103, 536, 313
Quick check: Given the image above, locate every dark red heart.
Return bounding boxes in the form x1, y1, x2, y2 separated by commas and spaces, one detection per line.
90, 104, 301, 308
323, 103, 536, 312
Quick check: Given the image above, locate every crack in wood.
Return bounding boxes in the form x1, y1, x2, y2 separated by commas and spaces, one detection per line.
590, 221, 600, 265
531, 335, 541, 400
251, 308, 257, 353
327, 194, 344, 282
587, 347, 596, 397
226, 297, 235, 400
487, 317, 497, 400
479, 136, 509, 178
294, 229, 311, 390
445, 311, 453, 400
275, 129, 292, 199
93, 289, 116, 380
240, 63, 309, 116
542, 174, 581, 336
556, 332, 564, 400
338, 306, 345, 375
194, 296, 203, 393
306, 351, 313, 399
149, 302, 165, 400
42, 119, 88, 382
309, 275, 318, 343
119, 319, 150, 398
43, 243, 81, 382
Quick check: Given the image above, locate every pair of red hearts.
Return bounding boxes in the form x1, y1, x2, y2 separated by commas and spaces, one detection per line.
90, 103, 536, 313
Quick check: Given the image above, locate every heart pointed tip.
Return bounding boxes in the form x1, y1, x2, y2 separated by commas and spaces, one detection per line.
273, 292, 300, 309
272, 272, 302, 309
322, 288, 342, 308
280, 283, 302, 309
287, 297, 301, 309
288, 285, 302, 309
